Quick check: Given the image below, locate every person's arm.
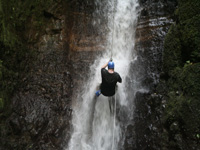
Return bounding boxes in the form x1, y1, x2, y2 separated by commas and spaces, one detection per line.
101, 61, 109, 69
118, 75, 122, 83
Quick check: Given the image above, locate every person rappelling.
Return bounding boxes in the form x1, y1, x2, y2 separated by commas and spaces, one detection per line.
96, 59, 122, 97
95, 59, 122, 113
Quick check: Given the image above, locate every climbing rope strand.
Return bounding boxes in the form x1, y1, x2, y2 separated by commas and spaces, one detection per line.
111, 0, 115, 59
112, 93, 117, 150
111, 2, 116, 149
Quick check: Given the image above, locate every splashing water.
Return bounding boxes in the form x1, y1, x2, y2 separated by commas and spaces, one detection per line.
67, 0, 139, 150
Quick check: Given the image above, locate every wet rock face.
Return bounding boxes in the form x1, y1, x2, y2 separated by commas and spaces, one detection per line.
133, 92, 164, 150
8, 39, 72, 149
134, 0, 176, 89
139, 0, 177, 17
1, 1, 101, 149
1, 2, 73, 150
125, 0, 177, 149
65, 0, 104, 98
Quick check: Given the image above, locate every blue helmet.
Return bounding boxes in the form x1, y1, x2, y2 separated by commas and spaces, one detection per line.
108, 61, 114, 69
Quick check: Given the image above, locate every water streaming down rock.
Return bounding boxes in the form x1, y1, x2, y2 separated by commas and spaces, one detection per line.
67, 0, 140, 150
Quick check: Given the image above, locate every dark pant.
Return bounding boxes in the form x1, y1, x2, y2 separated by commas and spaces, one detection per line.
108, 96, 115, 115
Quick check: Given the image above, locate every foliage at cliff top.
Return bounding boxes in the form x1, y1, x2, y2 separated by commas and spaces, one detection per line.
162, 0, 200, 149
163, 0, 200, 74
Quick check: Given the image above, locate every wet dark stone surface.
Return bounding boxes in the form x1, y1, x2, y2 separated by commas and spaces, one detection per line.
0, 0, 101, 149
139, 0, 177, 17
0, 1, 72, 150
124, 0, 177, 149
133, 92, 164, 150
135, 0, 176, 90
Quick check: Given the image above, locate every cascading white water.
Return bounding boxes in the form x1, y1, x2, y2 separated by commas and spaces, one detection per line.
67, 0, 139, 150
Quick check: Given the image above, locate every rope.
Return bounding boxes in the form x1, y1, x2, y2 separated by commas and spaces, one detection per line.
111, 92, 117, 150
111, 0, 116, 59
111, 1, 117, 149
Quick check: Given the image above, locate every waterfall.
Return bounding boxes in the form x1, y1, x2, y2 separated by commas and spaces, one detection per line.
67, 0, 139, 149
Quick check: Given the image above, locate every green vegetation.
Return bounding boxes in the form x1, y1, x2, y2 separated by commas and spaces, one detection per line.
162, 0, 200, 149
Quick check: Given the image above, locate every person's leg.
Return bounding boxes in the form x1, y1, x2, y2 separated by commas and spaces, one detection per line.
91, 95, 97, 118
86, 94, 98, 139
109, 96, 114, 115
109, 97, 112, 114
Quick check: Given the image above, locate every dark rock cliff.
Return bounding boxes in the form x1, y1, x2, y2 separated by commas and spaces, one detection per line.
125, 0, 177, 149
1, 1, 72, 149
0, 0, 100, 149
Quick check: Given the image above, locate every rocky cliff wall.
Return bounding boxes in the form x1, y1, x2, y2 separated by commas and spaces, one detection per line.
125, 0, 177, 149
1, 1, 71, 149
0, 0, 103, 149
